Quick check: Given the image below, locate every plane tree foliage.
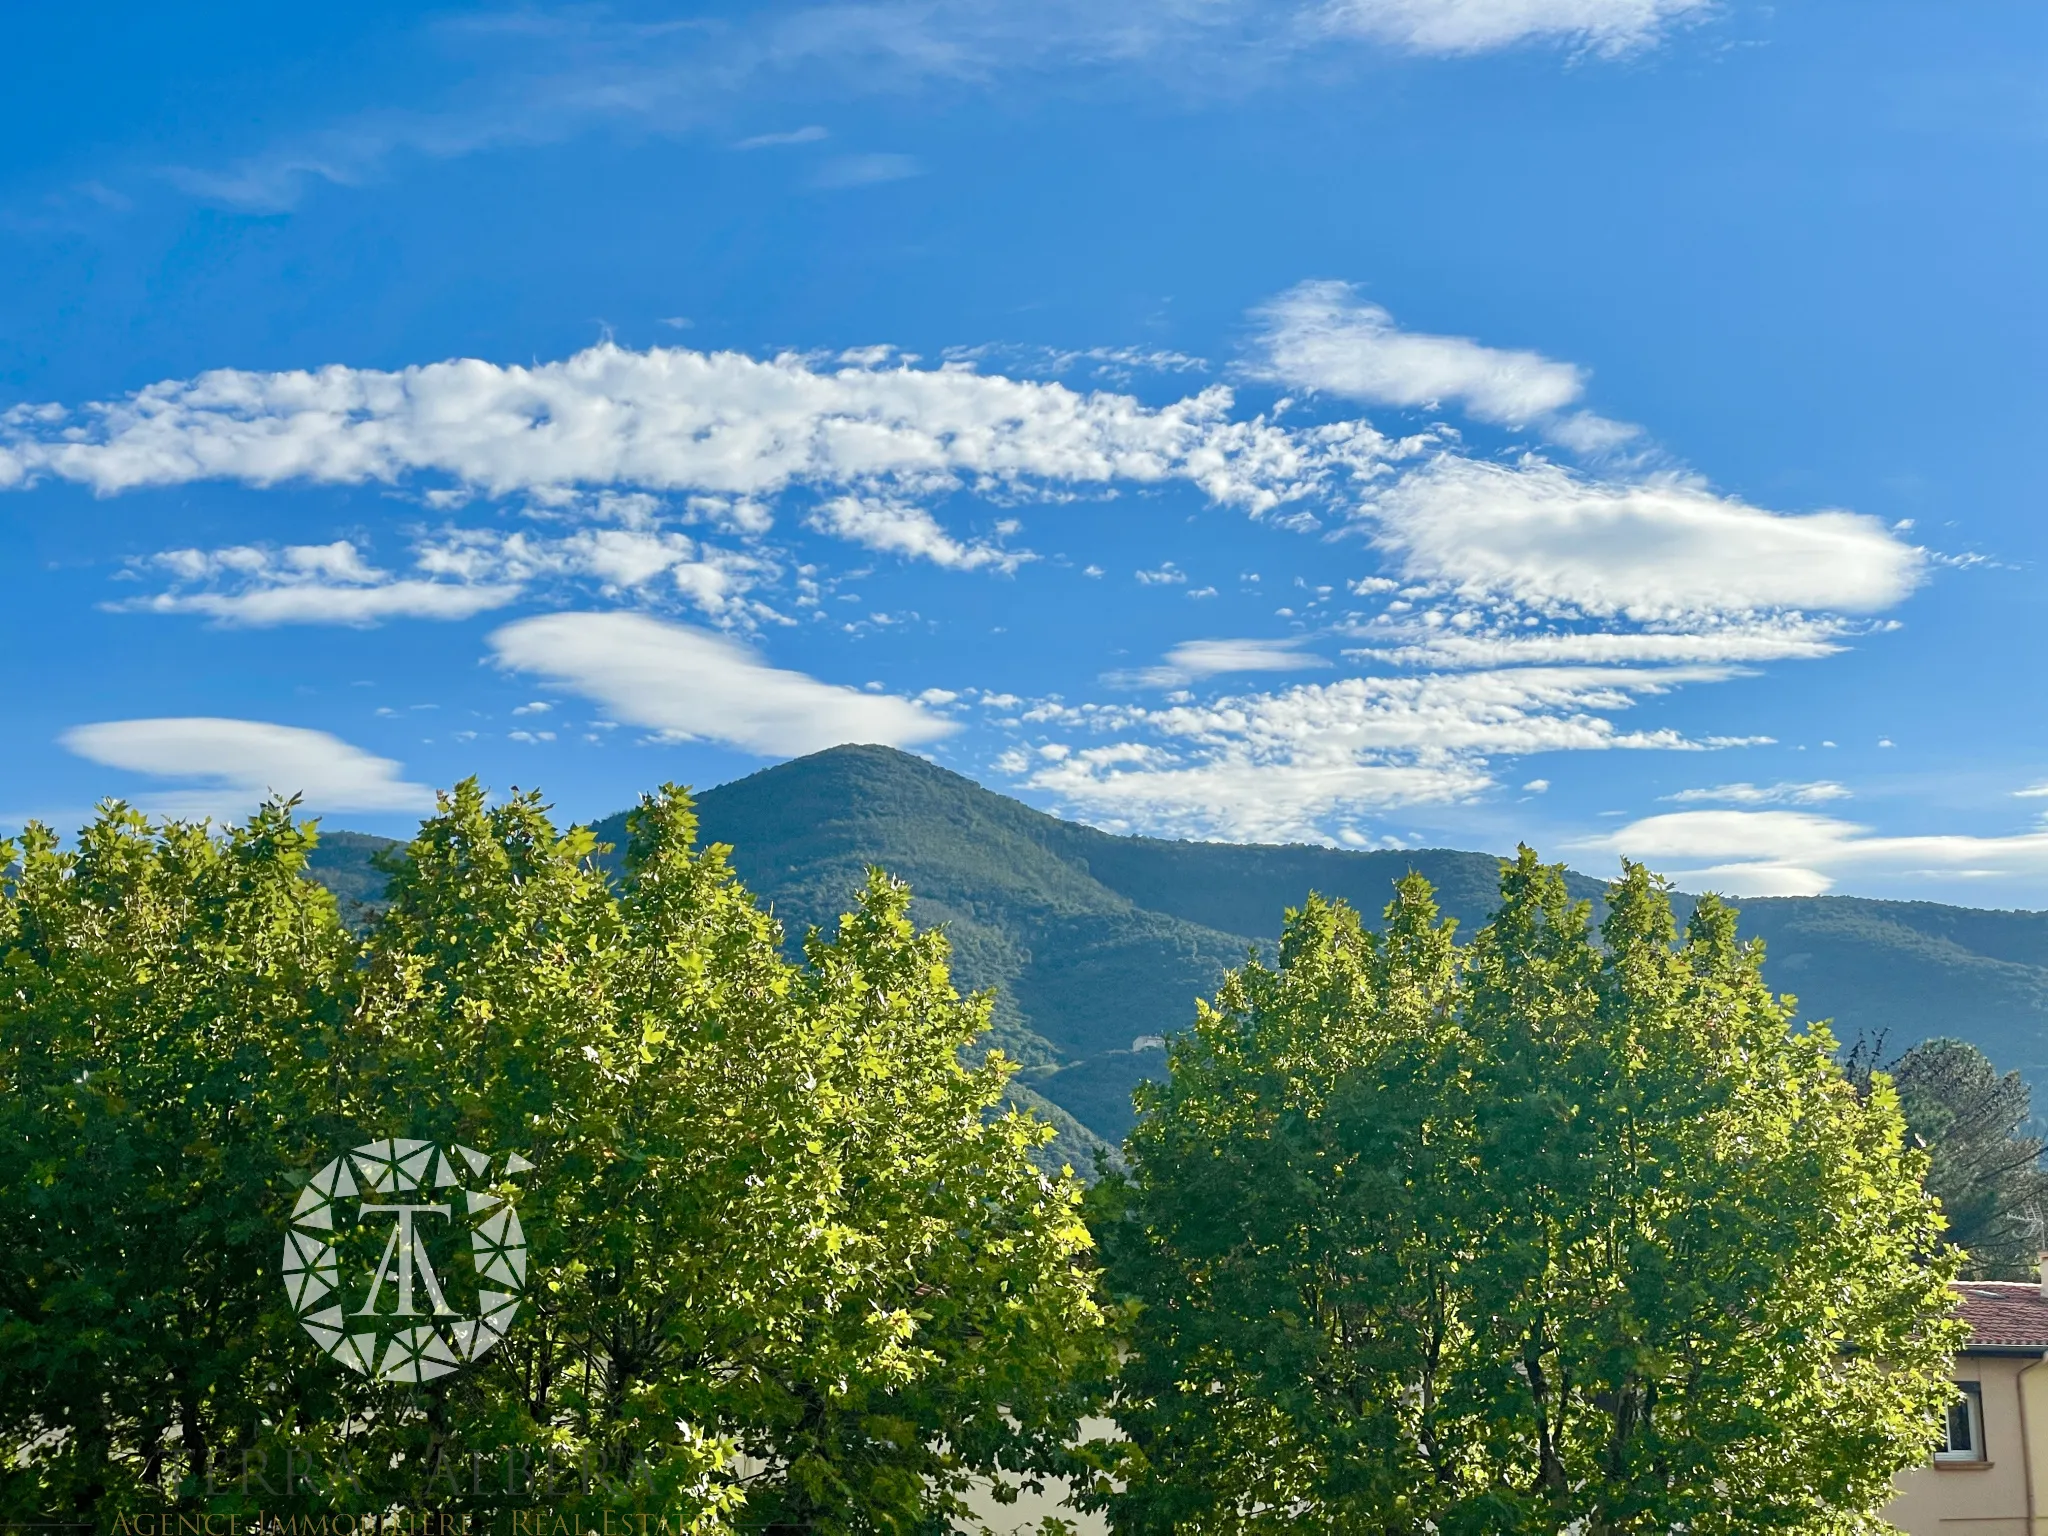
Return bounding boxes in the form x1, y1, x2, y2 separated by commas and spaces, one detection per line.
0, 786, 1105, 1534
0, 804, 362, 1516
1090, 851, 1964, 1536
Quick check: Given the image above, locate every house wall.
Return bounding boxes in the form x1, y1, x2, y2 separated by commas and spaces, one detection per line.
955, 1415, 1114, 1535
1888, 1355, 2048, 1536
966, 1371, 2048, 1536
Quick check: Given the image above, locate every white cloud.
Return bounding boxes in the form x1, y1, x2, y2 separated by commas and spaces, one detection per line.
1355, 618, 1852, 670
736, 125, 829, 149
1107, 636, 1334, 688
1663, 780, 1852, 806
1135, 563, 1188, 585
1029, 748, 1492, 843
115, 541, 521, 626
1369, 456, 1925, 620
1580, 808, 2048, 898
945, 342, 1209, 384
123, 527, 778, 629
59, 718, 434, 820
1022, 663, 1727, 841
487, 611, 956, 755
20, 338, 1920, 654
417, 527, 775, 618
161, 2, 1718, 211
0, 343, 1382, 517
11, 324, 1938, 851
1146, 666, 1709, 759
1249, 279, 1642, 456
807, 496, 1030, 570
1167, 638, 1329, 677
1321, 0, 1710, 55
1544, 409, 1644, 456
1252, 279, 1588, 423
138, 580, 520, 627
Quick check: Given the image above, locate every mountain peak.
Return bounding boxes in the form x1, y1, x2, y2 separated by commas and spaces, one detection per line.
307, 755, 2048, 1151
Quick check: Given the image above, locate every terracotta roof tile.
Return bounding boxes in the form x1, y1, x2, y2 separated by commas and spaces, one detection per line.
1956, 1282, 2048, 1351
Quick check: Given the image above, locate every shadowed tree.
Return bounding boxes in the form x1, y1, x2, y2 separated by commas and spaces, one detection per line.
1875, 1037, 2048, 1279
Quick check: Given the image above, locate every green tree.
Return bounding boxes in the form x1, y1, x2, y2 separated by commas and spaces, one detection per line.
1, 785, 1106, 1534
358, 782, 1107, 1532
1091, 851, 1963, 1536
1880, 1038, 2048, 1280
0, 802, 362, 1516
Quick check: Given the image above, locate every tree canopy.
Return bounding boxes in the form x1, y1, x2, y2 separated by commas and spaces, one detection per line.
1091, 851, 1963, 1536
1877, 1036, 2048, 1280
0, 786, 1106, 1532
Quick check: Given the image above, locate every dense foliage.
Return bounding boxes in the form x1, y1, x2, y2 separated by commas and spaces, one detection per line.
1884, 1037, 2048, 1279
308, 746, 2048, 1153
0, 786, 1105, 1532
1092, 852, 1964, 1536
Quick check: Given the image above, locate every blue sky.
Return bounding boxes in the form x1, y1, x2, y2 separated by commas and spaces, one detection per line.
4, 0, 2046, 903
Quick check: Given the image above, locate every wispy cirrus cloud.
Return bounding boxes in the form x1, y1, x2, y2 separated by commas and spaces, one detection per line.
1320, 0, 1711, 57
1350, 618, 1856, 671
150, 1, 1720, 211
1662, 780, 1852, 806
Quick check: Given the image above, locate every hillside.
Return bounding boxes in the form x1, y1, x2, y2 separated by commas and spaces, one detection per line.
304, 745, 2048, 1156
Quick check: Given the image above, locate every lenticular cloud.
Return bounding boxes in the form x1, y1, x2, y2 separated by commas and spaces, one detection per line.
488, 611, 957, 756
1371, 456, 1925, 619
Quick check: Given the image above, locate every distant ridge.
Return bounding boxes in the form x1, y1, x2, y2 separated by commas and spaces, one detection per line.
306, 744, 2048, 1155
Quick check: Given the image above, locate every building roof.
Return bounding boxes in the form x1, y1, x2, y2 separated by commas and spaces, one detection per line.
1956, 1282, 2048, 1351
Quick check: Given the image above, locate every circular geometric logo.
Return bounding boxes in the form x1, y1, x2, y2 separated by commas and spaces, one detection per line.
282, 1138, 531, 1383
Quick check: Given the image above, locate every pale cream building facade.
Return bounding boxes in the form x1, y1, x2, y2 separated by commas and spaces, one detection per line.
1887, 1279, 2048, 1536
959, 1281, 2048, 1535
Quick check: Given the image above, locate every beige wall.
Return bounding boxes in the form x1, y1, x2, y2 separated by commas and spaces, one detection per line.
967, 1378, 2048, 1536
955, 1416, 1115, 1536
1888, 1355, 2048, 1536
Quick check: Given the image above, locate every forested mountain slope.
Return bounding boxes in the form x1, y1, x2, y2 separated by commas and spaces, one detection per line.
308, 745, 2048, 1155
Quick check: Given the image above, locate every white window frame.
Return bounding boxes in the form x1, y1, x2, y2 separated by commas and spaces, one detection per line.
1936, 1380, 1986, 1463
